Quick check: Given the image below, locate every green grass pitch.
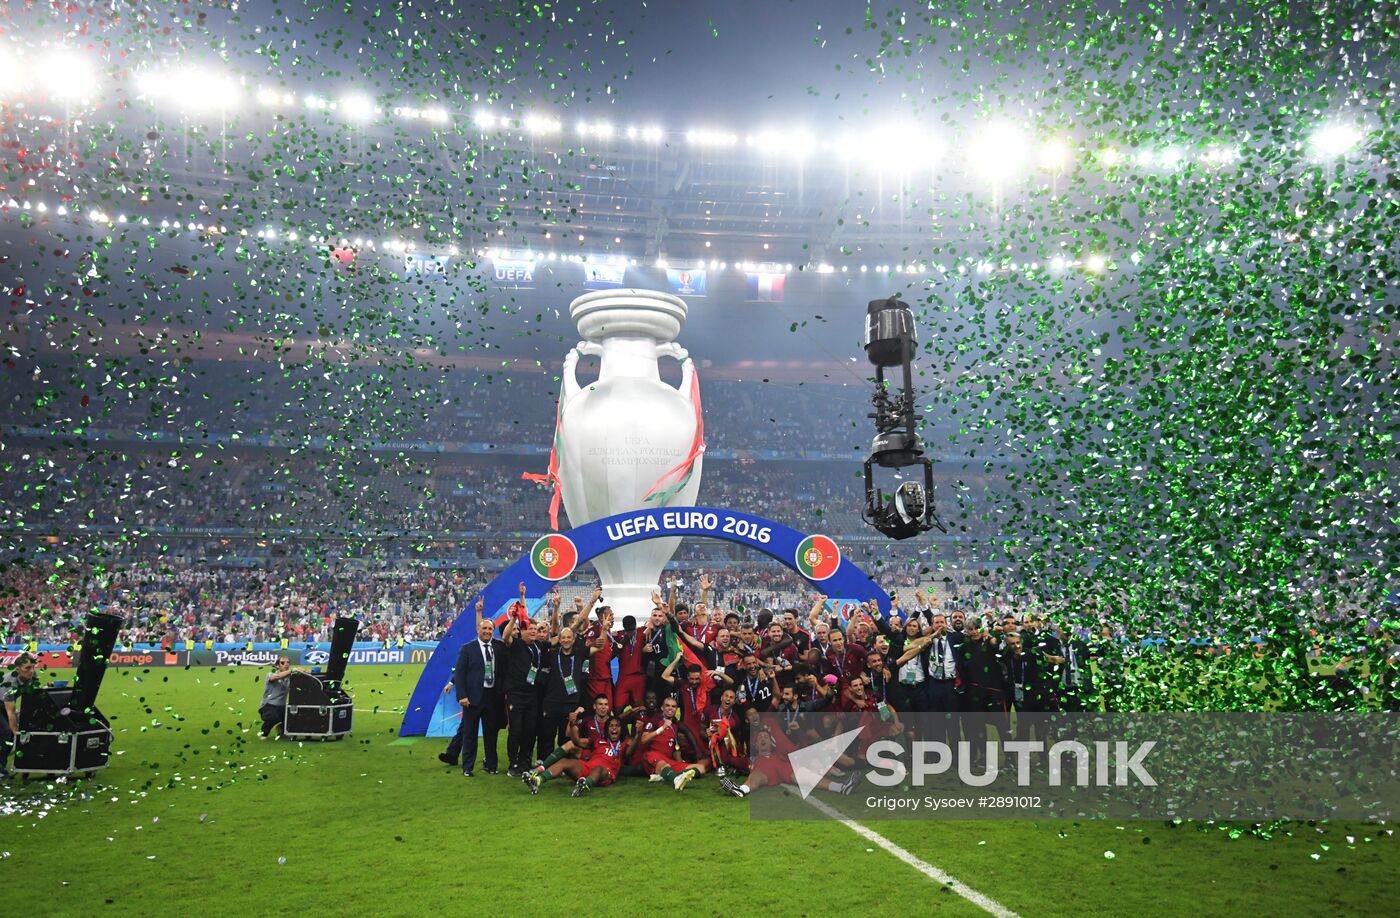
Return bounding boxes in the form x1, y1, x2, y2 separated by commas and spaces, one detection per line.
2, 665, 1394, 917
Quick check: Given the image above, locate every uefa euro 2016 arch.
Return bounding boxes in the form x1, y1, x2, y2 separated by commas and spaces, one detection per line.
399, 506, 892, 736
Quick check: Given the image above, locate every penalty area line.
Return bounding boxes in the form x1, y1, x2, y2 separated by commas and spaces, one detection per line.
799, 792, 1020, 918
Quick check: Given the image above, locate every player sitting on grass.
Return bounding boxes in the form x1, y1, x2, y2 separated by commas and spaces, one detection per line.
526, 692, 612, 779
718, 715, 861, 798
634, 695, 706, 791
527, 715, 632, 797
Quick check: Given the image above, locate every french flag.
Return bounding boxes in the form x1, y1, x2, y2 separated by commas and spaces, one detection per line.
745, 271, 786, 302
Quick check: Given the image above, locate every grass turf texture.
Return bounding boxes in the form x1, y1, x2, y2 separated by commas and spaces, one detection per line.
2, 665, 1394, 917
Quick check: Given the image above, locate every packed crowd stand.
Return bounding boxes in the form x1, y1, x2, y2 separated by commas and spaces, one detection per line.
4, 446, 996, 540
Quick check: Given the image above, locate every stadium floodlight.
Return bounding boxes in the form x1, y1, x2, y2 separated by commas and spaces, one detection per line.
591, 121, 613, 139
0, 46, 31, 97
473, 109, 496, 129
337, 93, 376, 121
967, 121, 1030, 180
1200, 143, 1240, 166
751, 128, 815, 160
423, 107, 449, 123
748, 131, 779, 153
640, 125, 664, 142
1158, 146, 1187, 169
39, 48, 100, 101
167, 66, 242, 111
686, 127, 738, 147
840, 124, 942, 174
1097, 146, 1123, 167
1049, 255, 1069, 272
1308, 121, 1363, 159
525, 114, 561, 134
1085, 253, 1107, 273
1037, 137, 1072, 170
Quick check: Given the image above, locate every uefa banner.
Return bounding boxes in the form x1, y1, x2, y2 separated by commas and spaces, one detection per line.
583, 262, 626, 289
404, 252, 449, 276
492, 258, 536, 287
664, 268, 706, 297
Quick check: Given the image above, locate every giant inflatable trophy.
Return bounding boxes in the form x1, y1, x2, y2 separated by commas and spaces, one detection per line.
529, 289, 705, 624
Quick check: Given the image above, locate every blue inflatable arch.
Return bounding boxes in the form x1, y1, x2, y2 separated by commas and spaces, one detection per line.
399, 506, 891, 736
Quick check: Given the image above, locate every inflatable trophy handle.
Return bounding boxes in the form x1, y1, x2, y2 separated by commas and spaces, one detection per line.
562, 341, 605, 401
654, 342, 697, 404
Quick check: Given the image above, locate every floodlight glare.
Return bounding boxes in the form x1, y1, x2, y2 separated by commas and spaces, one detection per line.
0, 48, 32, 96
169, 66, 242, 111
39, 49, 100, 101
1158, 146, 1186, 169
1200, 144, 1239, 166
967, 121, 1029, 180
337, 93, 376, 121
525, 114, 561, 134
841, 125, 942, 174
1037, 137, 1072, 170
1308, 122, 1363, 159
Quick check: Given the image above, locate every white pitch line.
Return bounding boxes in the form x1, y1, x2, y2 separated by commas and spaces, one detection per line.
800, 792, 1020, 918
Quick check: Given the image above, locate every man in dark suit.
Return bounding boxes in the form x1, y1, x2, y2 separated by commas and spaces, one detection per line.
445, 597, 506, 777
957, 617, 1010, 767
1053, 621, 1094, 711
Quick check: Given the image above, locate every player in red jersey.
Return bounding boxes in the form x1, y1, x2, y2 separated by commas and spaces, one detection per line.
705, 686, 746, 772
662, 654, 732, 760
527, 693, 611, 779
824, 628, 868, 687
634, 696, 704, 791
582, 599, 616, 709
526, 715, 633, 796
613, 614, 649, 710
718, 716, 859, 798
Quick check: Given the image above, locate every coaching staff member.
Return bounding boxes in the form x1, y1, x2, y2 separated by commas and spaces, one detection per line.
449, 597, 506, 777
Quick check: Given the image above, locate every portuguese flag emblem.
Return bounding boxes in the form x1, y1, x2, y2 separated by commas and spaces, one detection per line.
530, 534, 578, 581
795, 534, 840, 581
